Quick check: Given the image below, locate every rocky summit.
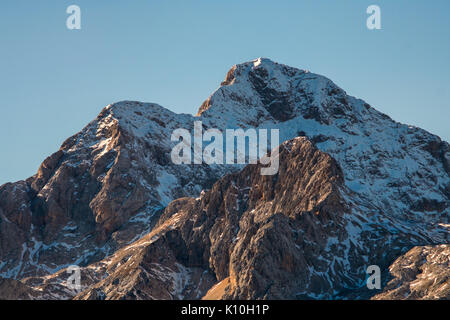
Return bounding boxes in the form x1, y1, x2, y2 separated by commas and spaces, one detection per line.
0, 58, 448, 300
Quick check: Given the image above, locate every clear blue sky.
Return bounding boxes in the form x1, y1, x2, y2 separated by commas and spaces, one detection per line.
1, 0, 449, 184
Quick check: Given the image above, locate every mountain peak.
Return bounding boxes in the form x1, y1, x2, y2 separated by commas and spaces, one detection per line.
0, 59, 448, 300
197, 58, 314, 118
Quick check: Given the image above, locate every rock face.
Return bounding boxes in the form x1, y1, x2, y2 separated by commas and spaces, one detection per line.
75, 137, 349, 299
0, 103, 229, 280
372, 245, 449, 300
76, 138, 449, 300
0, 58, 448, 299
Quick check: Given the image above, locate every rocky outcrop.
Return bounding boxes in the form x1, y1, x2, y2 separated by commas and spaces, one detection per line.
0, 103, 228, 280
73, 137, 349, 299
372, 245, 449, 300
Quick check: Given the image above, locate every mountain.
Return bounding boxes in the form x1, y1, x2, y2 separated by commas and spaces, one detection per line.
0, 58, 448, 299
75, 137, 358, 299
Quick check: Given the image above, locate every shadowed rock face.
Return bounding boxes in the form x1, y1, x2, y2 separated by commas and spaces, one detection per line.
0, 58, 448, 299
